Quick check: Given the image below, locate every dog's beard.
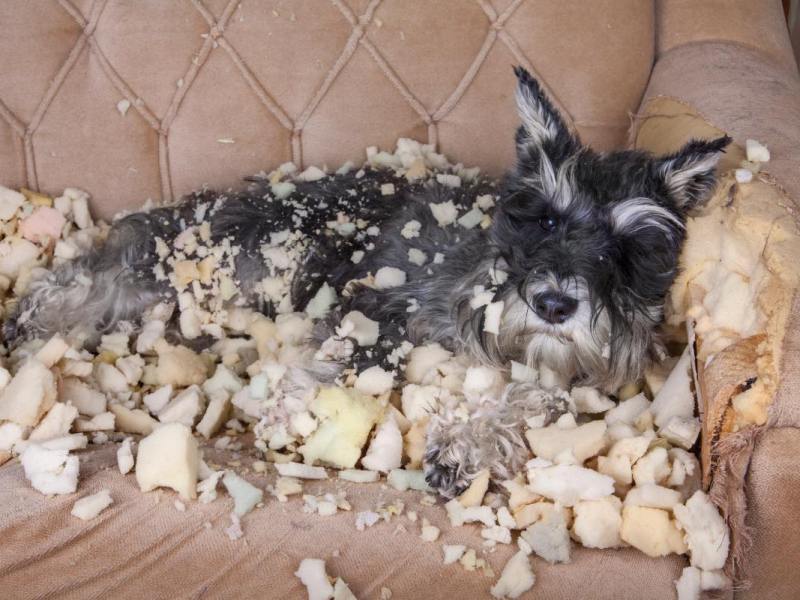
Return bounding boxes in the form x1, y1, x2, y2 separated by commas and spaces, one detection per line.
498, 277, 611, 387
452, 273, 659, 392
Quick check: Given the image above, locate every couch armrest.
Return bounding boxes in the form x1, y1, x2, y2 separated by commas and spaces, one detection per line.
640, 0, 800, 202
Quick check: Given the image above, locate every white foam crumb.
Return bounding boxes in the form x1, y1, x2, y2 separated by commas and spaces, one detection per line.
217, 138, 235, 144
408, 248, 427, 266
429, 200, 458, 226
386, 469, 432, 492
483, 301, 503, 335
435, 173, 461, 188
294, 558, 333, 600
490, 550, 535, 599
675, 566, 701, 600
673, 491, 730, 571
374, 266, 406, 289
71, 489, 113, 520
442, 544, 467, 565
360, 415, 402, 473
380, 183, 396, 195
21, 443, 79, 495
174, 499, 186, 512
116, 99, 131, 115
355, 510, 380, 531
745, 139, 770, 163
275, 462, 328, 480
354, 366, 394, 396
379, 586, 393, 600
224, 512, 243, 540
401, 220, 421, 238
339, 311, 380, 346
350, 250, 365, 264
222, 471, 263, 516
116, 437, 134, 474
734, 168, 753, 183
338, 469, 379, 483
420, 518, 440, 542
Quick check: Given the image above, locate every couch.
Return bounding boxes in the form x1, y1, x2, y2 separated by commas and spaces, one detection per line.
1, 1, 799, 598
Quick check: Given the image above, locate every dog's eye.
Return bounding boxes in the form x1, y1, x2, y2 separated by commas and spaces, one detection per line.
538, 215, 558, 232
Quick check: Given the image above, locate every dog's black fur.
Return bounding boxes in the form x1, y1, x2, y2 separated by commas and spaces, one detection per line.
5, 67, 729, 496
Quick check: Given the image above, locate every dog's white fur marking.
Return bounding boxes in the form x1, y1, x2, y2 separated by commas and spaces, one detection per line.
610, 197, 684, 237
515, 81, 560, 147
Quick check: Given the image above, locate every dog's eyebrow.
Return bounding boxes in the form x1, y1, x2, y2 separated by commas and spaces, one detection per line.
609, 198, 683, 235
522, 154, 579, 213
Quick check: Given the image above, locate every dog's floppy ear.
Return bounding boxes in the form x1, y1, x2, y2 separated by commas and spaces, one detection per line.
513, 66, 577, 166
656, 136, 731, 210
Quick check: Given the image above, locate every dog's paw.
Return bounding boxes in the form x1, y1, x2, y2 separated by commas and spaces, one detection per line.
423, 444, 476, 499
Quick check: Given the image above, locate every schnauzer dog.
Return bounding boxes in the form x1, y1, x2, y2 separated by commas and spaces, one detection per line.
6, 67, 729, 497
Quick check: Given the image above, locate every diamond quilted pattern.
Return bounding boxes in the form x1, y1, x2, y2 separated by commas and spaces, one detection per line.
302, 47, 428, 167
223, 1, 352, 120
34, 46, 161, 211
93, 1, 208, 119
168, 49, 292, 198
0, 1, 82, 123
365, 0, 490, 112
0, 0, 654, 219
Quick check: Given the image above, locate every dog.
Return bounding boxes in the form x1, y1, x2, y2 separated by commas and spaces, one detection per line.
5, 67, 729, 497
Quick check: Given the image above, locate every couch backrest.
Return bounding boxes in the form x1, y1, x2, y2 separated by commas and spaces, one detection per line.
0, 0, 654, 219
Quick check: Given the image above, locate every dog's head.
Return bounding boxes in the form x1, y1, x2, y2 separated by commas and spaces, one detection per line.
489, 67, 730, 391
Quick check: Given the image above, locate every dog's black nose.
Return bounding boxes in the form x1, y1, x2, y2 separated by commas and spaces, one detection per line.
532, 291, 578, 324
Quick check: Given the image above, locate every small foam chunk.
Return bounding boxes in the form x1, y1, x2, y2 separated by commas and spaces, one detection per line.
354, 366, 394, 396
745, 138, 770, 163
525, 420, 607, 463
275, 462, 328, 480
520, 510, 570, 564
457, 469, 490, 507
117, 437, 134, 474
338, 469, 379, 483
360, 415, 402, 473
374, 266, 406, 289
483, 301, 503, 335
294, 558, 334, 600
20, 443, 79, 495
0, 359, 57, 427
620, 506, 687, 557
445, 498, 496, 527
222, 471, 264, 516
135, 422, 199, 500
571, 387, 614, 413
387, 469, 432, 492
299, 387, 383, 469
404, 343, 452, 383
675, 566, 701, 600
527, 464, 614, 506
673, 491, 730, 571
571, 496, 622, 549
624, 484, 682, 510
340, 311, 380, 346
442, 544, 467, 565
71, 489, 113, 520
490, 551, 535, 599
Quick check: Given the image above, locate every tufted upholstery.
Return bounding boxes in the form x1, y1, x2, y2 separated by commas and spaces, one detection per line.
0, 0, 653, 219
2, 2, 800, 599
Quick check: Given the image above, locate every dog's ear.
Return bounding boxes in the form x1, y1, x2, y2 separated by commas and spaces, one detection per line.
513, 66, 578, 169
656, 136, 731, 210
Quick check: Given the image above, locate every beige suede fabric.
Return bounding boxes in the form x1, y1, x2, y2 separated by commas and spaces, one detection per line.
2, 1, 800, 599
638, 14, 800, 597
0, 443, 687, 599
0, 0, 654, 220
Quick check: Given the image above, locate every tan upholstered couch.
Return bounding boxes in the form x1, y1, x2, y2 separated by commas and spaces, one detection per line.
1, 1, 799, 598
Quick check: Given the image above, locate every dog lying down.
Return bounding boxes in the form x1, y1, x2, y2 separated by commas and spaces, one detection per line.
0, 67, 735, 597
5, 67, 729, 498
